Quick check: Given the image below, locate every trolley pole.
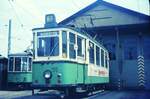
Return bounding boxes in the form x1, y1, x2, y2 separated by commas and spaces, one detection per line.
7, 19, 12, 57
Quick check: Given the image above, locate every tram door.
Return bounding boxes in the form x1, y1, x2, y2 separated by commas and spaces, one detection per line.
76, 36, 86, 83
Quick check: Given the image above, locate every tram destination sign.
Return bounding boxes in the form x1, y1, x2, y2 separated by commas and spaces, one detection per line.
37, 31, 59, 37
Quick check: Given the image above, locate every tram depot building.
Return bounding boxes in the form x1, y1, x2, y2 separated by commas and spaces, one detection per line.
0, 0, 149, 91
59, 0, 150, 90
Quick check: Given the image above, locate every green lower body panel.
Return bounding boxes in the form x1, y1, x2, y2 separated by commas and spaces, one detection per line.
8, 72, 32, 83
32, 61, 109, 86
84, 66, 109, 84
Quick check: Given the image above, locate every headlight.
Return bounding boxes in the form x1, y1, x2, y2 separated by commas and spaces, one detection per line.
45, 73, 50, 78
57, 73, 62, 77
43, 70, 52, 79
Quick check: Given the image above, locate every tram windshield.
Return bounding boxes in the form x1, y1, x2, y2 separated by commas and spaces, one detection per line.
8, 56, 32, 72
37, 31, 59, 57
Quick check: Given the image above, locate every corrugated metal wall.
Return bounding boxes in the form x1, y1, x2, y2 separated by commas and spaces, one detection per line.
101, 27, 150, 90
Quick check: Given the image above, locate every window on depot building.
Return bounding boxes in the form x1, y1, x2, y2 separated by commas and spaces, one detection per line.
144, 37, 150, 59
104, 43, 116, 60
89, 41, 94, 64
123, 38, 137, 60
62, 31, 67, 58
14, 57, 21, 71
69, 33, 76, 59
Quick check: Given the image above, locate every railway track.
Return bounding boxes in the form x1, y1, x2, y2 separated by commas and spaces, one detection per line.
1, 90, 150, 99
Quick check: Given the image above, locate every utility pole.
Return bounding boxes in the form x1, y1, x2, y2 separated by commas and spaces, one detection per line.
7, 19, 12, 57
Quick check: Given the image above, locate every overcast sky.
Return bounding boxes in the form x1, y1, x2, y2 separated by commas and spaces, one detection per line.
0, 0, 149, 57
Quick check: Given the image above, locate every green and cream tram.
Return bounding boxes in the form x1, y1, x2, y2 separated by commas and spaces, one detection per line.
32, 14, 109, 95
8, 52, 32, 89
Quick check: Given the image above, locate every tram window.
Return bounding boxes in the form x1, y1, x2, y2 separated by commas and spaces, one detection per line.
62, 31, 67, 58
96, 46, 100, 66
15, 57, 21, 71
9, 57, 13, 71
22, 57, 27, 71
69, 33, 76, 59
101, 49, 104, 67
105, 52, 108, 68
77, 36, 83, 57
38, 38, 45, 56
50, 37, 59, 56
28, 58, 32, 71
89, 41, 94, 64
38, 36, 59, 56
33, 32, 35, 59
124, 39, 137, 60
104, 43, 116, 60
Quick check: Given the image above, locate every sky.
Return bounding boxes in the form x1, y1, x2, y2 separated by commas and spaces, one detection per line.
0, 0, 149, 57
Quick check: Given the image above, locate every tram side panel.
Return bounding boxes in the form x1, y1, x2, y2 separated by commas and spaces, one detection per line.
84, 65, 109, 84
32, 62, 109, 87
32, 62, 84, 85
8, 72, 32, 83
7, 53, 32, 89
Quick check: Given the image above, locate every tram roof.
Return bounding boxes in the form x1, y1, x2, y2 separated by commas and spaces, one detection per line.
8, 52, 32, 57
32, 26, 108, 51
0, 56, 7, 60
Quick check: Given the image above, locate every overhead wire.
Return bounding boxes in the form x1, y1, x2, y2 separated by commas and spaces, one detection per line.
7, 0, 35, 51
69, 1, 98, 40
8, 0, 24, 28
7, 0, 42, 29
68, 0, 85, 28
15, 1, 41, 22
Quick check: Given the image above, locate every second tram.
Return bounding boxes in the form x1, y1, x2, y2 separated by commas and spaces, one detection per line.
8, 52, 32, 89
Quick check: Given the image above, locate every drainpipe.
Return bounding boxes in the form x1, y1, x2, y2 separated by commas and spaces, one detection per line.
115, 27, 123, 90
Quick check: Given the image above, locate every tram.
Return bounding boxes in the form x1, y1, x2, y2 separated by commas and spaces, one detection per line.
32, 14, 109, 95
8, 52, 32, 89
0, 55, 7, 89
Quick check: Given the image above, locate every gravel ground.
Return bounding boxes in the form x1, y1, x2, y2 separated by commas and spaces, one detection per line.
0, 90, 150, 99
0, 90, 32, 99
89, 90, 150, 99
0, 90, 61, 99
